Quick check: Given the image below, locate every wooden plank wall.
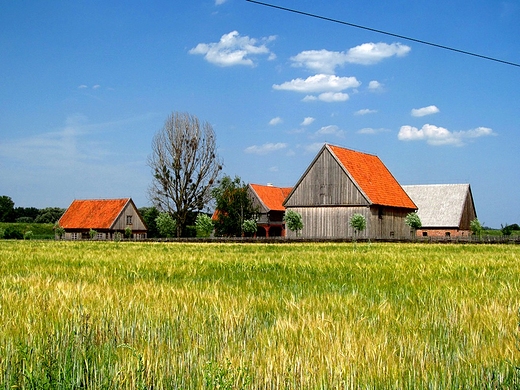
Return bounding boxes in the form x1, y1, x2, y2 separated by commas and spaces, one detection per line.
286, 206, 413, 239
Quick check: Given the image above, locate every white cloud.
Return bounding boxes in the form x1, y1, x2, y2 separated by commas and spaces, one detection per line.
290, 42, 411, 73
78, 85, 88, 89
357, 127, 389, 134
355, 109, 377, 116
398, 124, 496, 146
273, 74, 360, 94
301, 117, 315, 126
411, 105, 440, 117
269, 117, 283, 126
317, 92, 349, 102
92, 84, 101, 90
215, 0, 227, 4
315, 125, 345, 138
368, 80, 383, 91
290, 50, 350, 74
189, 31, 276, 67
346, 42, 410, 65
302, 95, 318, 102
244, 142, 287, 155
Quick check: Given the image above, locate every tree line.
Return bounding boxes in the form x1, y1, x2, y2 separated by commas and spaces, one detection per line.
0, 196, 65, 224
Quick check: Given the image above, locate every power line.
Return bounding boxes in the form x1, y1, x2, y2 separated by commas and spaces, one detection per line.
246, 0, 520, 68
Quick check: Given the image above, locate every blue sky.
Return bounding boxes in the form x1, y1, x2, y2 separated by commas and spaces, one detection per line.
1, 0, 519, 228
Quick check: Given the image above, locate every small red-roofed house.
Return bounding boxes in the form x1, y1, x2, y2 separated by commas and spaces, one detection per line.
283, 144, 417, 239
248, 183, 292, 237
59, 198, 147, 240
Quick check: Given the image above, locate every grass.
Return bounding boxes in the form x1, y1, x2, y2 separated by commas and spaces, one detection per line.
0, 241, 519, 388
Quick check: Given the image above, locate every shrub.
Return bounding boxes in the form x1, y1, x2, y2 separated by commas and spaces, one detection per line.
196, 214, 214, 238
54, 224, 65, 239
155, 212, 177, 238
405, 212, 422, 238
4, 226, 23, 240
23, 231, 34, 240
242, 219, 257, 237
89, 229, 97, 240
349, 214, 366, 237
470, 218, 483, 239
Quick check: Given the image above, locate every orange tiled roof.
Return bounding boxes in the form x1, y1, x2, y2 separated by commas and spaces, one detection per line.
250, 184, 292, 211
59, 199, 130, 229
328, 145, 416, 209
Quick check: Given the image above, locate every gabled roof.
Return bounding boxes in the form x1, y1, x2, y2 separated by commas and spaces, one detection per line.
327, 144, 417, 209
59, 198, 131, 229
402, 184, 474, 228
249, 184, 292, 212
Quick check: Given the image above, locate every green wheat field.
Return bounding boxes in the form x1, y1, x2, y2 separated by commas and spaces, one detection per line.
1, 241, 519, 389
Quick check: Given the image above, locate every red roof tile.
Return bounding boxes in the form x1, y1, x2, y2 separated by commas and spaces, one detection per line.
59, 199, 130, 229
250, 184, 292, 211
328, 145, 416, 209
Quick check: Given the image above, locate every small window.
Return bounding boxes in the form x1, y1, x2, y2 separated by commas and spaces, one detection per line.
445, 232, 451, 237
126, 215, 133, 225
378, 207, 383, 220
422, 232, 428, 237
389, 231, 394, 237
71, 232, 80, 240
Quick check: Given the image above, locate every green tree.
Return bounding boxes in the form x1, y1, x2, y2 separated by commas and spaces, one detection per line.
470, 218, 483, 239
284, 210, 303, 236
350, 213, 366, 239
35, 207, 65, 224
89, 229, 97, 240
155, 212, 177, 238
195, 213, 214, 238
212, 176, 256, 237
14, 207, 39, 222
139, 207, 160, 238
501, 223, 513, 236
148, 112, 222, 237
0, 196, 15, 222
405, 212, 422, 237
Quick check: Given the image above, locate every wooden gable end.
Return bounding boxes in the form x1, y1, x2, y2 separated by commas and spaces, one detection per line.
248, 186, 269, 214
284, 146, 369, 207
459, 187, 477, 230
111, 199, 147, 232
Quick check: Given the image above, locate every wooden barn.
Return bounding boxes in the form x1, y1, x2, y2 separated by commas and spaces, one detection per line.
248, 183, 292, 237
402, 184, 477, 237
283, 144, 417, 239
59, 198, 147, 240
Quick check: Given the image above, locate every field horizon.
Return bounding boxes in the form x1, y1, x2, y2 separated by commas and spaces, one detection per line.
1, 241, 519, 388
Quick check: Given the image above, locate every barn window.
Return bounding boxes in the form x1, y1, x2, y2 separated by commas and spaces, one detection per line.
71, 232, 80, 240
378, 207, 383, 219
422, 232, 428, 237
126, 215, 133, 225
390, 231, 394, 237
445, 232, 451, 237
